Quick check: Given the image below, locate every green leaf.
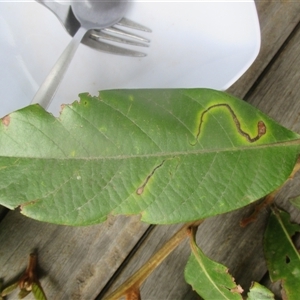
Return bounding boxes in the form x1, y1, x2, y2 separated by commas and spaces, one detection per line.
264, 207, 300, 300
0, 89, 299, 225
247, 282, 275, 300
184, 227, 243, 299
1, 282, 18, 297
32, 283, 47, 300
18, 289, 31, 299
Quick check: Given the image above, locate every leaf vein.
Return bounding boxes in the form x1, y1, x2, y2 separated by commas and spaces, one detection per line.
101, 99, 163, 152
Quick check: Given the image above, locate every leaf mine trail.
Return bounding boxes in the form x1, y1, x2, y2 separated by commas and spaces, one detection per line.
192, 103, 267, 145
136, 160, 165, 195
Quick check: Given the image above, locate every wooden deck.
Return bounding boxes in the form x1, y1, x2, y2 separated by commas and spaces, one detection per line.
1, 1, 300, 299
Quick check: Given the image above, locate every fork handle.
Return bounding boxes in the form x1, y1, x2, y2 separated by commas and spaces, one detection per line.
31, 26, 87, 109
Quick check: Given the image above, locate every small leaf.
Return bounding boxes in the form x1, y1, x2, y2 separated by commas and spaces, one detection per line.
0, 89, 299, 225
247, 282, 275, 300
1, 253, 46, 300
1, 282, 18, 297
18, 289, 31, 299
32, 283, 47, 300
184, 227, 243, 299
264, 207, 300, 300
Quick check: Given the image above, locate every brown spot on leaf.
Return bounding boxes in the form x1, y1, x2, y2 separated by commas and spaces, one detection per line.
230, 285, 243, 294
2, 115, 10, 127
136, 160, 166, 195
258, 120, 267, 136
192, 104, 267, 145
20, 200, 38, 211
136, 187, 144, 195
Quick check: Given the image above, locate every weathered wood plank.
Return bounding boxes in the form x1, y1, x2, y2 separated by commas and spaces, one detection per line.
228, 1, 300, 98
99, 223, 198, 300
102, 204, 273, 299
0, 212, 148, 299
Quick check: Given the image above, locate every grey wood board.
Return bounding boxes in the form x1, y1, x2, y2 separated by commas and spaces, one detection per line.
1, 2, 300, 300
0, 213, 148, 300
103, 205, 270, 299
101, 223, 199, 300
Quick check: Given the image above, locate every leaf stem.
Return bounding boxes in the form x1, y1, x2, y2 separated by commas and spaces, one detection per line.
103, 220, 203, 300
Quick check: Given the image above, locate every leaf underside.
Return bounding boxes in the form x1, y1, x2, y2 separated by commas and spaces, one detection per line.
0, 89, 299, 225
264, 208, 300, 300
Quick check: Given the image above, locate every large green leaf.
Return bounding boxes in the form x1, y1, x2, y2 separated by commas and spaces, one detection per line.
0, 89, 299, 225
264, 207, 300, 300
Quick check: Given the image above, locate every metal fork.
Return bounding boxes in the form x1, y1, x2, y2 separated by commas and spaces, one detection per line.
37, 0, 151, 57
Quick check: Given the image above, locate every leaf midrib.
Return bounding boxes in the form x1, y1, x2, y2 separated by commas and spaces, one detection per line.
1, 139, 300, 161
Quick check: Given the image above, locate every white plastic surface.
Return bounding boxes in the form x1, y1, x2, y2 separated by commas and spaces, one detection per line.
0, 1, 260, 117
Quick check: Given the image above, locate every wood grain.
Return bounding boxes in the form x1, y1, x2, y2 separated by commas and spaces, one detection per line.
1, 2, 300, 300
0, 213, 148, 299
